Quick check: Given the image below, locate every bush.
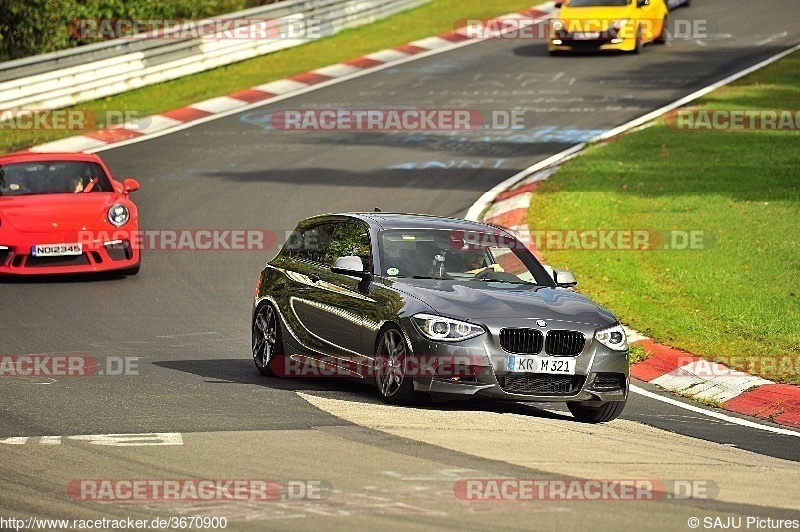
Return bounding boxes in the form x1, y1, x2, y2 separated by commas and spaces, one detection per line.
0, 0, 281, 61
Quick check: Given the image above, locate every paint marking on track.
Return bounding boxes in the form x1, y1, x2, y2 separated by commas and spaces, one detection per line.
630, 385, 800, 438
0, 432, 184, 446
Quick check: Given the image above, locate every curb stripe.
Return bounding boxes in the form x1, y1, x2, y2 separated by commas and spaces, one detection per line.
84, 128, 143, 143
228, 88, 276, 103
343, 56, 386, 69
191, 96, 249, 114
161, 107, 213, 123
439, 31, 472, 43
289, 72, 333, 85
362, 49, 410, 63
393, 44, 429, 55
723, 385, 800, 428
495, 181, 543, 202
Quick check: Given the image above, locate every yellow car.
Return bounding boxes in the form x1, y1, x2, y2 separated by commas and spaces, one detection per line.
549, 0, 669, 54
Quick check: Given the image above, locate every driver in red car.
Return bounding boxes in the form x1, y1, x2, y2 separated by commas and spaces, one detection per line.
71, 177, 84, 193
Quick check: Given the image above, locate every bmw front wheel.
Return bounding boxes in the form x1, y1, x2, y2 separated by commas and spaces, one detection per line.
374, 327, 418, 405
567, 400, 626, 423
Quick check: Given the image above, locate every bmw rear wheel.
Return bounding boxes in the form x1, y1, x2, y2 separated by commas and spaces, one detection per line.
253, 303, 283, 377
374, 327, 418, 405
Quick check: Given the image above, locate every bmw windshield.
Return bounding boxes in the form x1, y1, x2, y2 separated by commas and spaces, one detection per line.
379, 228, 555, 287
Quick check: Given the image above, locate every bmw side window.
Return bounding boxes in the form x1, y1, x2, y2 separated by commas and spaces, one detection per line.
293, 224, 334, 263
328, 222, 372, 272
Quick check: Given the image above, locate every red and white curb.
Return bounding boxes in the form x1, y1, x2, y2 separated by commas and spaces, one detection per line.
471, 150, 800, 431
23, 4, 557, 155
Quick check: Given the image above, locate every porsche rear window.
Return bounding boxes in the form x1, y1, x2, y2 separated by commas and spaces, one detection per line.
0, 161, 112, 196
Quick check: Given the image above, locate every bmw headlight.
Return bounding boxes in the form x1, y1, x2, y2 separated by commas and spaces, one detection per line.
108, 204, 130, 227
551, 19, 565, 32
413, 314, 484, 342
594, 324, 628, 351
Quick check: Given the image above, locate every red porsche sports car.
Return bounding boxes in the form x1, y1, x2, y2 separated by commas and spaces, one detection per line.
0, 152, 141, 276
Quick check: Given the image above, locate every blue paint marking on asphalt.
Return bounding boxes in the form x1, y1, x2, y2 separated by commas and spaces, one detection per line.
396, 127, 608, 145
240, 110, 276, 130
239, 109, 607, 145
388, 159, 507, 170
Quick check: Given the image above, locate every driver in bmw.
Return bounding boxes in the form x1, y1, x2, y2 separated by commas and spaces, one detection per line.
462, 248, 504, 275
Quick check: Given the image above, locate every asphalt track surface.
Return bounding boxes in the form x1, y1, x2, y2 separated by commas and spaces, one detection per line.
2, 0, 800, 529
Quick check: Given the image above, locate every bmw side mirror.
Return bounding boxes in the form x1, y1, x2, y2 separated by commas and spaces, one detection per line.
331, 256, 370, 278
122, 178, 140, 194
553, 268, 578, 288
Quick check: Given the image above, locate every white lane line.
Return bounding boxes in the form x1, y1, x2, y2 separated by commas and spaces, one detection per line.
630, 384, 800, 438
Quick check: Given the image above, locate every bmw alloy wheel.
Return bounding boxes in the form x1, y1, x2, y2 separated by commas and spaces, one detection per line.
374, 327, 417, 404
253, 303, 281, 376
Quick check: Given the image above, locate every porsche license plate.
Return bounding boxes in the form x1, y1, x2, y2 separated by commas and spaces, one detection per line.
31, 243, 82, 257
507, 355, 576, 375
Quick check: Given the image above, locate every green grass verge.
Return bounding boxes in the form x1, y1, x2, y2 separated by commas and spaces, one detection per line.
628, 344, 652, 366
528, 51, 800, 384
0, 0, 540, 155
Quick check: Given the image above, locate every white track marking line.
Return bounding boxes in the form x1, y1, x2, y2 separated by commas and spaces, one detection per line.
630, 385, 800, 438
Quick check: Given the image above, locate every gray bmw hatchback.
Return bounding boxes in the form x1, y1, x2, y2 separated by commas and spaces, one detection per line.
252, 213, 629, 422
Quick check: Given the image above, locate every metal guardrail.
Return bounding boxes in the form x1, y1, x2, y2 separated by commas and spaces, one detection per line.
0, 0, 431, 111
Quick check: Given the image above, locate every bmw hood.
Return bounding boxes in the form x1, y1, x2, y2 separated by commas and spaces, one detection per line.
393, 279, 617, 327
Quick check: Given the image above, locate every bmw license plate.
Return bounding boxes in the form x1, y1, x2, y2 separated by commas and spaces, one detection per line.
507, 355, 576, 375
31, 243, 82, 257
572, 31, 600, 40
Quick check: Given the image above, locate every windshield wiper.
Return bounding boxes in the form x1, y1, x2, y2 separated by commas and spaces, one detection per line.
473, 277, 536, 285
